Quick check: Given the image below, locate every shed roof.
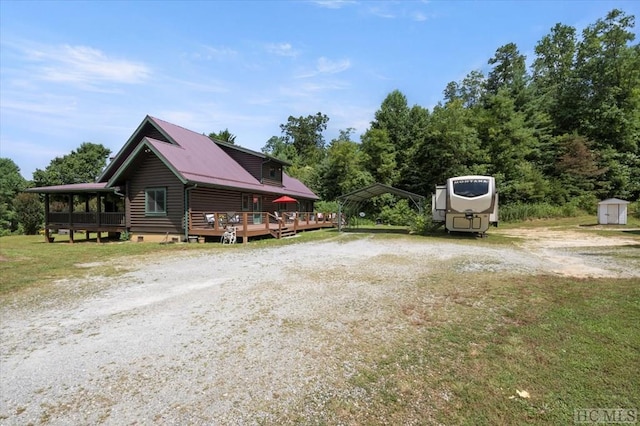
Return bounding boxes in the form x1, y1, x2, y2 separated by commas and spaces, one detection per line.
598, 198, 630, 205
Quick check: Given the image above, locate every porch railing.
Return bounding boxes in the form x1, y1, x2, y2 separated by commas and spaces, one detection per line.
47, 212, 126, 227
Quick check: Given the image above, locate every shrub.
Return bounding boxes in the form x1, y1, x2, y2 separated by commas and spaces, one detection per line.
410, 214, 439, 235
632, 201, 640, 219
379, 199, 416, 226
315, 200, 339, 214
568, 193, 598, 215
14, 193, 43, 235
499, 202, 584, 222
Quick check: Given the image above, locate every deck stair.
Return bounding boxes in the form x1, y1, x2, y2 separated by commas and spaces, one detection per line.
277, 226, 297, 239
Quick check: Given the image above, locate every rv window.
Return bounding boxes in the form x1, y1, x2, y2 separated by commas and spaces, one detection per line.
453, 179, 489, 197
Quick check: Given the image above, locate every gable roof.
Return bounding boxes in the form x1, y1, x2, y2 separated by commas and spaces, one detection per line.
103, 116, 318, 199
598, 198, 630, 205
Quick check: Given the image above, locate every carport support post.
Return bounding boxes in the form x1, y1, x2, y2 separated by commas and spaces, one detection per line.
338, 202, 343, 232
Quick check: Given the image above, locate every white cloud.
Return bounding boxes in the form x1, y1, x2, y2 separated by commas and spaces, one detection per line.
0, 96, 77, 116
368, 6, 396, 19
279, 80, 349, 98
195, 45, 239, 60
311, 0, 357, 9
23, 43, 151, 88
266, 42, 299, 57
412, 11, 428, 22
317, 57, 351, 74
296, 57, 351, 78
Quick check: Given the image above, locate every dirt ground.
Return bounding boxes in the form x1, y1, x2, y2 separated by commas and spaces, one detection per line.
1, 227, 638, 425
495, 226, 640, 278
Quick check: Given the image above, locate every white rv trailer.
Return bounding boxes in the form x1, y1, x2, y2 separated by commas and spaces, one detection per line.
432, 175, 498, 234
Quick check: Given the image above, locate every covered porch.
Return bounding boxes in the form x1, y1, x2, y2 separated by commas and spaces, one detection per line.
27, 183, 127, 243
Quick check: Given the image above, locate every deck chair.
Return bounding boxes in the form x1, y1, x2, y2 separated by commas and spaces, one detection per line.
274, 211, 282, 223
227, 212, 240, 225
221, 225, 237, 244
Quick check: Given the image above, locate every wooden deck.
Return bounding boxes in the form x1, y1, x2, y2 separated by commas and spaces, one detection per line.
188, 211, 338, 242
42, 211, 338, 243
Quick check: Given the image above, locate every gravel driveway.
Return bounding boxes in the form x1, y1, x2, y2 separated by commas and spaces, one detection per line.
1, 231, 638, 425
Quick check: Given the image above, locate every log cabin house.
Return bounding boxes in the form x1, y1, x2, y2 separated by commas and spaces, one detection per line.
27, 115, 336, 243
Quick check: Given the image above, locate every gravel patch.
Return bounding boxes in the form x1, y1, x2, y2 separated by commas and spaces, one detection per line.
1, 232, 638, 425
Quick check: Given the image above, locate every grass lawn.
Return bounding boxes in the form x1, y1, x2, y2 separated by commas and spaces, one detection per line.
0, 229, 341, 294
1, 221, 638, 424
322, 273, 639, 425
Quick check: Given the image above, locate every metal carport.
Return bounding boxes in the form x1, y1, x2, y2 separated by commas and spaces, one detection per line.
336, 183, 426, 231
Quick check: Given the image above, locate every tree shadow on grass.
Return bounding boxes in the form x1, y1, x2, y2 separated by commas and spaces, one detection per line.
342, 227, 494, 240
342, 227, 410, 235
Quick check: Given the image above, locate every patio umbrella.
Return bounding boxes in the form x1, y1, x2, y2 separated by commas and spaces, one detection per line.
273, 195, 297, 203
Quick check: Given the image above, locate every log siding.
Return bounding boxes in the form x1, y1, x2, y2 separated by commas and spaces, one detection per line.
128, 152, 184, 233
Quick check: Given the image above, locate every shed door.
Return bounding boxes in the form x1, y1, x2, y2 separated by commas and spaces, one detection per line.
598, 205, 608, 224
607, 204, 619, 224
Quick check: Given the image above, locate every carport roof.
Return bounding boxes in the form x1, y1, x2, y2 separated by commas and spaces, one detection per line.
337, 183, 425, 206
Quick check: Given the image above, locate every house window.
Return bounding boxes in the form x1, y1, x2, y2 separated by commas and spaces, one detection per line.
242, 193, 251, 211
269, 166, 278, 179
145, 187, 166, 216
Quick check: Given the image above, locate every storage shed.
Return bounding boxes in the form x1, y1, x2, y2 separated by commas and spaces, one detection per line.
597, 198, 630, 225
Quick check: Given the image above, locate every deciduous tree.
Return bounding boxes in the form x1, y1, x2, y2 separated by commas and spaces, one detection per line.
279, 113, 329, 165
33, 142, 112, 187
0, 158, 27, 234
208, 129, 236, 144
13, 193, 43, 235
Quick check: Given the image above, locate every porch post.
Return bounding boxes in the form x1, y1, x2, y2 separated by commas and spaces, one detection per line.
97, 193, 102, 227
85, 192, 90, 240
44, 194, 51, 243
68, 194, 74, 244
68, 194, 73, 227
242, 212, 248, 244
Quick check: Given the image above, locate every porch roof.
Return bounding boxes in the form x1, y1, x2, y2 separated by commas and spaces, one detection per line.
25, 183, 120, 194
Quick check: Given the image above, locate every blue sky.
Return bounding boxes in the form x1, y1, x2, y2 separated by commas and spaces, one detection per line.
1, 0, 638, 180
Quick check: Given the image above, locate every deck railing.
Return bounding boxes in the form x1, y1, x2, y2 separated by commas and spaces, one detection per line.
190, 210, 338, 231
47, 212, 126, 227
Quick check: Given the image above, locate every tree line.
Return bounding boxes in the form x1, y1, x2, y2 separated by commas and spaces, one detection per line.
262, 9, 639, 212
1, 9, 637, 235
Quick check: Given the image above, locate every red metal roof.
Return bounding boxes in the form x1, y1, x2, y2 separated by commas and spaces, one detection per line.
27, 116, 318, 200
147, 117, 317, 199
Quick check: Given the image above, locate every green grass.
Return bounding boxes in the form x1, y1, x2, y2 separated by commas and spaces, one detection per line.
0, 229, 342, 294
291, 273, 640, 425
498, 214, 640, 230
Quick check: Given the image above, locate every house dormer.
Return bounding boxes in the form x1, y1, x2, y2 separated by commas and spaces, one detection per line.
214, 140, 289, 187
